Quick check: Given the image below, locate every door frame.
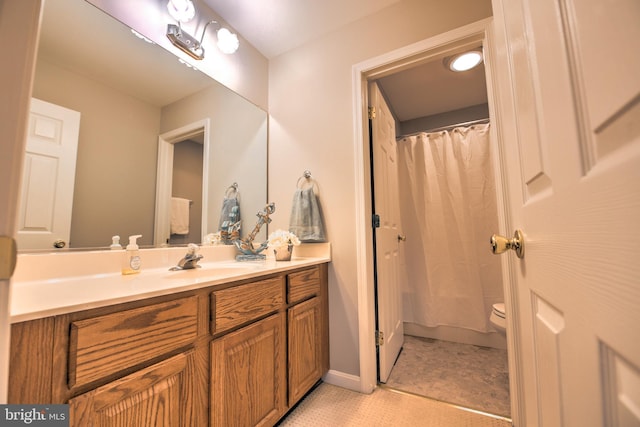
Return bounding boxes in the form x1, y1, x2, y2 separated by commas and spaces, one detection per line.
154, 119, 210, 246
0, 0, 43, 402
351, 17, 523, 422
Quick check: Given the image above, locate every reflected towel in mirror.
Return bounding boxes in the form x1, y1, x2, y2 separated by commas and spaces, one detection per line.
171, 197, 190, 235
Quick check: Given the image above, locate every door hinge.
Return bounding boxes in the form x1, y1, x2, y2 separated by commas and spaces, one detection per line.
376, 330, 384, 346
373, 214, 380, 228
368, 106, 376, 119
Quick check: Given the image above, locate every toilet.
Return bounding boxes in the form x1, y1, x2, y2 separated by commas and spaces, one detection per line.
489, 303, 507, 336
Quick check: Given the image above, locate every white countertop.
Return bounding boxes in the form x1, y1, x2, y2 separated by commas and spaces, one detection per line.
11, 243, 330, 323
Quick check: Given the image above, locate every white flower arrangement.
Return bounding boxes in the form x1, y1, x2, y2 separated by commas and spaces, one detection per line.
267, 229, 301, 247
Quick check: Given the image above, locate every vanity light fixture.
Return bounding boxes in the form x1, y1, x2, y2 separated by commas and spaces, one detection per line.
166, 20, 239, 60
446, 50, 483, 72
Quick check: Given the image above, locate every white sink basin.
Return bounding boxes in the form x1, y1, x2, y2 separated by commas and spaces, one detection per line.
165, 262, 264, 279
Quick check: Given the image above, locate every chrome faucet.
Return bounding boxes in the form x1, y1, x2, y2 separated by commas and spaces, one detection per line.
170, 243, 203, 270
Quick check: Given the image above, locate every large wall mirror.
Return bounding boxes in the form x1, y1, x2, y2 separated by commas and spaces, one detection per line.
21, 0, 267, 251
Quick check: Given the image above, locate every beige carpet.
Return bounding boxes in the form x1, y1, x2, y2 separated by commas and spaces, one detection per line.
279, 383, 511, 427
384, 336, 511, 417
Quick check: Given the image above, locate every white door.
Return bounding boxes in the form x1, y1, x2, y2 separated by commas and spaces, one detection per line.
492, 0, 640, 425
17, 98, 80, 250
369, 82, 404, 383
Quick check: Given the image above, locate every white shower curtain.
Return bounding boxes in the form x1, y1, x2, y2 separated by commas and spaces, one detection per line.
397, 123, 503, 332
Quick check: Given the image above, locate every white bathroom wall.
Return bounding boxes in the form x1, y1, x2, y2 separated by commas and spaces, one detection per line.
268, 0, 493, 380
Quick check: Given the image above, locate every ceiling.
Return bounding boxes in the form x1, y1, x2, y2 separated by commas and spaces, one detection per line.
202, 0, 488, 122
202, 0, 402, 60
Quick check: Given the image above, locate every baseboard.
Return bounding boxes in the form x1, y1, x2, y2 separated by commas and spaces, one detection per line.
322, 369, 365, 392
404, 322, 507, 350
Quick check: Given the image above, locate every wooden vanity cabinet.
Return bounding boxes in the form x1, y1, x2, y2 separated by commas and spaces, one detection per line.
210, 313, 287, 427
210, 276, 287, 426
208, 265, 329, 426
286, 266, 329, 406
67, 349, 198, 426
8, 262, 329, 427
9, 293, 207, 426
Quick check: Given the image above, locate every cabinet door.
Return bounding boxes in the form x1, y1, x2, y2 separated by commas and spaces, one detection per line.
210, 313, 286, 427
288, 297, 322, 406
68, 350, 197, 426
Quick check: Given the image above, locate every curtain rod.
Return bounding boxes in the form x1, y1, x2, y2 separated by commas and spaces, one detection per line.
398, 118, 490, 138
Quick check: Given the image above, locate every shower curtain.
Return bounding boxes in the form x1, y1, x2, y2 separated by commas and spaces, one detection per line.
397, 123, 503, 332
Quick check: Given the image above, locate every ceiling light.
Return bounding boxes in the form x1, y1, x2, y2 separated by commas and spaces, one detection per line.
167, 0, 195, 23
216, 28, 239, 54
447, 50, 483, 72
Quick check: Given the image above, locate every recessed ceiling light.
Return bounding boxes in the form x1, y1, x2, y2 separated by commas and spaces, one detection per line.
447, 50, 483, 72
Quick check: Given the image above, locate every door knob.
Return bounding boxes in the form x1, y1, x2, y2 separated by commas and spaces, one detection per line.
53, 239, 66, 249
397, 234, 406, 242
490, 230, 524, 259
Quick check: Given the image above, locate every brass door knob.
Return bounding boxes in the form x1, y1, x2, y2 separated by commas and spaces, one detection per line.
53, 239, 66, 249
490, 230, 524, 259
397, 234, 406, 242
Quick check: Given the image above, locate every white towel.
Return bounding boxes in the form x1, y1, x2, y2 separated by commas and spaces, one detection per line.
171, 197, 190, 235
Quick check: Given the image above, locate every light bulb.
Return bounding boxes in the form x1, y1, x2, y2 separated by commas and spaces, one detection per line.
167, 0, 195, 23
216, 28, 239, 54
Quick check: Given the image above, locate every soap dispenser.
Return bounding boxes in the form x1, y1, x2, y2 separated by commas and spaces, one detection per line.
122, 235, 142, 275
110, 235, 122, 250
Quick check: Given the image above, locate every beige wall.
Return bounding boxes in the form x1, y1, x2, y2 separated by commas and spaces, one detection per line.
161, 84, 268, 241
268, 0, 493, 377
399, 103, 490, 136
33, 58, 161, 248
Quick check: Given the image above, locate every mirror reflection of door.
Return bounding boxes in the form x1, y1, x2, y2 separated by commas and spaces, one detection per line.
17, 98, 80, 250
169, 135, 204, 245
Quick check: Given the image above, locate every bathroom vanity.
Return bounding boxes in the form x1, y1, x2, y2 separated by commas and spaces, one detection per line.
8, 245, 330, 426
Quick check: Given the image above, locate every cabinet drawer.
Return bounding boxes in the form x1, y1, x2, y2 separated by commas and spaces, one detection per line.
68, 296, 198, 388
287, 267, 320, 303
211, 277, 285, 335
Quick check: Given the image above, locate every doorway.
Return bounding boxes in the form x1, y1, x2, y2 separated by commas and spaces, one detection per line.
370, 71, 509, 415
154, 119, 210, 247
168, 137, 204, 245
352, 18, 519, 420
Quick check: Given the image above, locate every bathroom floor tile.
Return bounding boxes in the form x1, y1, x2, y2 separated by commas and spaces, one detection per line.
383, 335, 511, 417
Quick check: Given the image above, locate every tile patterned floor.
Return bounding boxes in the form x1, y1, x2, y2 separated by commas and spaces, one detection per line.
384, 335, 511, 417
